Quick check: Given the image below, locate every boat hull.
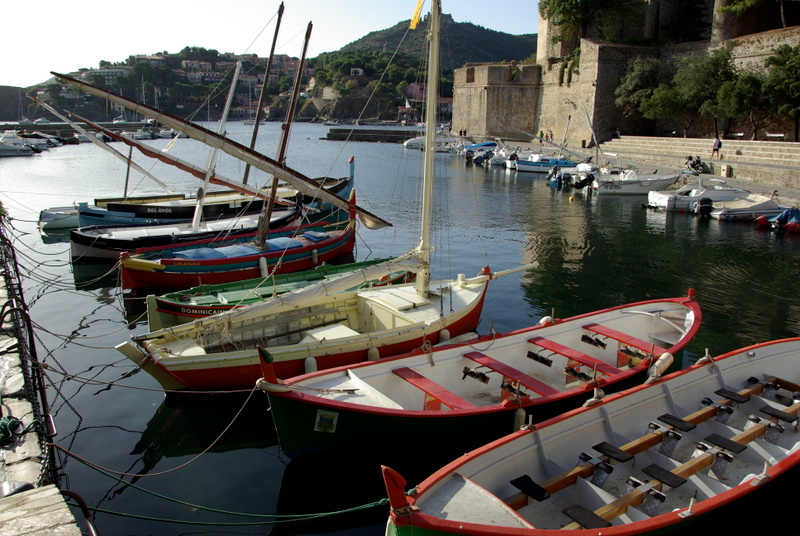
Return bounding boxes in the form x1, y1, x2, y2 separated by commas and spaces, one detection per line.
148, 258, 414, 329
265, 295, 701, 459
132, 279, 488, 390
69, 208, 299, 260
593, 176, 679, 195
384, 337, 800, 536
120, 222, 356, 293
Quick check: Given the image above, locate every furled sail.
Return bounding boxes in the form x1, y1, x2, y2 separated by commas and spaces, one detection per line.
52, 72, 392, 230
135, 253, 427, 342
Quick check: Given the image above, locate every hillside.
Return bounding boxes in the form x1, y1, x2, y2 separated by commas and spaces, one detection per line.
340, 14, 537, 70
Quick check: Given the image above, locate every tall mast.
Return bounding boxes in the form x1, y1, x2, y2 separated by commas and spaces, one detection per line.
242, 1, 284, 185
416, 0, 440, 297
190, 61, 242, 229
255, 21, 312, 244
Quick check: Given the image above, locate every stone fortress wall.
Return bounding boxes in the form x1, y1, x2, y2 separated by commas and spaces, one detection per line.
452, 0, 800, 147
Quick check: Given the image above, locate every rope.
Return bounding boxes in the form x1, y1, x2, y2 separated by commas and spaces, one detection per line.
56, 407, 389, 527
0, 415, 41, 444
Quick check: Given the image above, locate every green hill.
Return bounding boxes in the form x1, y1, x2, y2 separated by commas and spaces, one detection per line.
340, 13, 537, 70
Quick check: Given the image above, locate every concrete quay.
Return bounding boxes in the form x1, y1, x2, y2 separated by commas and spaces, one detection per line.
0, 231, 84, 535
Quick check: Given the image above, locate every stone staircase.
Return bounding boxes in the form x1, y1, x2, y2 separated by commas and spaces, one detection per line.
595, 136, 800, 190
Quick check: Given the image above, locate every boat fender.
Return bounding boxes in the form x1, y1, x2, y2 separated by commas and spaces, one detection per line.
312, 248, 318, 265
538, 316, 553, 326
514, 408, 526, 431
582, 387, 605, 407
367, 347, 380, 361
645, 352, 674, 384
439, 328, 450, 342
259, 257, 269, 278
304, 356, 318, 374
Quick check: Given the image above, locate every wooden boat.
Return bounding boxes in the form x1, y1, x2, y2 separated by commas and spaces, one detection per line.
118, 216, 356, 293
383, 336, 800, 535
259, 291, 702, 459
146, 256, 415, 330
111, 3, 532, 390
70, 204, 302, 261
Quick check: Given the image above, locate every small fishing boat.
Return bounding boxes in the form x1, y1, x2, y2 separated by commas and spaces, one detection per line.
118, 216, 356, 293
69, 205, 302, 261
383, 336, 800, 536
259, 291, 701, 459
146, 257, 414, 330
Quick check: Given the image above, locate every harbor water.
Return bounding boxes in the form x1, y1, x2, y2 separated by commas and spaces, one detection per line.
0, 122, 798, 535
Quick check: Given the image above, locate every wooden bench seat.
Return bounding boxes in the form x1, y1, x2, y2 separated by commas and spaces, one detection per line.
464, 351, 560, 396
527, 337, 622, 376
392, 367, 474, 410
582, 323, 668, 355
561, 400, 800, 529
504, 377, 776, 511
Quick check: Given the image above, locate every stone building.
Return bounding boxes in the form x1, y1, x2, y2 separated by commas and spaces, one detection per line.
453, 0, 800, 146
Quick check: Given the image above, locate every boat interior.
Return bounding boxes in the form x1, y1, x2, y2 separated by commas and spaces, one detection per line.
430, 361, 800, 530
302, 305, 694, 410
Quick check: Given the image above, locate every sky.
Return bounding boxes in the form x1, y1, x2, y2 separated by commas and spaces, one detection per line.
4, 0, 539, 88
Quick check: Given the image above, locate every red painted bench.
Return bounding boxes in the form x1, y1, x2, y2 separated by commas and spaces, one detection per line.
527, 337, 622, 376
464, 351, 560, 397
392, 366, 474, 410
582, 323, 668, 354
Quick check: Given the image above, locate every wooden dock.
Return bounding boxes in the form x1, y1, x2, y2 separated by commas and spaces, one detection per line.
323, 127, 421, 143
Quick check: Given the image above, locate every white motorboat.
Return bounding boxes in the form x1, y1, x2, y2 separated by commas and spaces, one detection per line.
592, 169, 680, 195
403, 131, 460, 150
0, 142, 34, 157
710, 193, 786, 221
647, 177, 751, 212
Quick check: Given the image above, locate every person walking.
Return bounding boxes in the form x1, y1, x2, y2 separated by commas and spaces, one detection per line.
711, 136, 722, 159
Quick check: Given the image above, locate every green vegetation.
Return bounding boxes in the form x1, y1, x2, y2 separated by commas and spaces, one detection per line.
539, 0, 646, 42
614, 42, 800, 139
718, 0, 800, 28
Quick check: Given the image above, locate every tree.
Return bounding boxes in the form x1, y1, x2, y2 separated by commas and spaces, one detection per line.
718, 0, 800, 28
614, 57, 673, 117
640, 83, 698, 136
764, 43, 800, 138
671, 42, 737, 134
717, 73, 775, 139
539, 0, 646, 42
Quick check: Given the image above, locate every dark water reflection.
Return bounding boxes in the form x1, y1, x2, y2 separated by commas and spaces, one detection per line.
0, 122, 798, 535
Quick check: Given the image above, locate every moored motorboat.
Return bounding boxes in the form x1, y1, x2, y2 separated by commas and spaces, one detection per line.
507, 153, 576, 173
383, 336, 800, 536
259, 291, 701, 459
646, 177, 751, 212
592, 169, 680, 195
710, 193, 786, 221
